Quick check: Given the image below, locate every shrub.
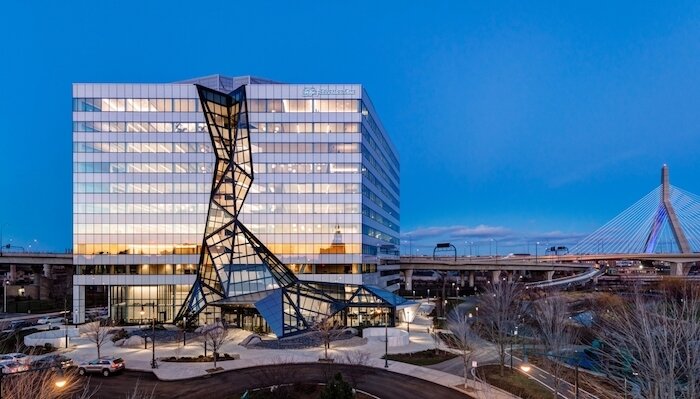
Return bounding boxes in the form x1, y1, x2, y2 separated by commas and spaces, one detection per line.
110, 328, 129, 342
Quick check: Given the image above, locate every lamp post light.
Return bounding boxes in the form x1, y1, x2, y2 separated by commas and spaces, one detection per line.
456, 286, 460, 297
510, 327, 518, 370
140, 307, 146, 349
3, 279, 8, 313
151, 317, 157, 369
427, 288, 430, 299
384, 308, 389, 368
624, 371, 639, 399
405, 309, 411, 334
63, 297, 68, 349
535, 242, 540, 263
451, 282, 456, 297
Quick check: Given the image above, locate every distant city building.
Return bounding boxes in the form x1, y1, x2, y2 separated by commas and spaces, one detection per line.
72, 75, 401, 330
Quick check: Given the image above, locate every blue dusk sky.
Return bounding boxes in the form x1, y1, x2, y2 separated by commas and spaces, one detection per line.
1, 1, 700, 254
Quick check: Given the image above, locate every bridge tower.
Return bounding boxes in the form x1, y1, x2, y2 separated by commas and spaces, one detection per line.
644, 165, 691, 254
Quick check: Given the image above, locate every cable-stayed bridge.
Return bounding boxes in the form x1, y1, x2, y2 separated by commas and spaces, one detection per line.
398, 165, 700, 288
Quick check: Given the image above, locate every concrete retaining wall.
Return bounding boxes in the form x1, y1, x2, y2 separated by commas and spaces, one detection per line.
24, 327, 80, 347
363, 328, 409, 347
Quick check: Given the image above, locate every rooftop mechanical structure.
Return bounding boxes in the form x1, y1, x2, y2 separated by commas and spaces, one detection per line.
176, 85, 409, 337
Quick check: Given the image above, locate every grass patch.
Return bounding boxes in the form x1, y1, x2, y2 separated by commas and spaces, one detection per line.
382, 349, 457, 366
477, 365, 553, 399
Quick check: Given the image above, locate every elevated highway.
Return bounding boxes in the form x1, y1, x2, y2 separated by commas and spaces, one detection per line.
0, 252, 73, 266
397, 255, 594, 290
0, 252, 73, 282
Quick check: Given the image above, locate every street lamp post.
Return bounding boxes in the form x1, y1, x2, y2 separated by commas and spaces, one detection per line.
140, 307, 146, 349
3, 280, 8, 313
151, 318, 157, 369
384, 309, 389, 368
510, 327, 518, 369
535, 242, 540, 263
63, 297, 68, 348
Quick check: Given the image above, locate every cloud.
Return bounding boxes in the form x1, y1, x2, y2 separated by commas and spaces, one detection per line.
404, 224, 511, 241
400, 224, 588, 254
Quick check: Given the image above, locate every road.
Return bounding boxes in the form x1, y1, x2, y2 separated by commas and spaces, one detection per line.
88, 364, 472, 399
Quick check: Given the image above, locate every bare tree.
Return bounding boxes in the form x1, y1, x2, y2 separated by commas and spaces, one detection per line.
477, 280, 524, 376
84, 321, 110, 359
312, 316, 344, 360
1, 368, 92, 399
595, 283, 700, 399
340, 350, 372, 387
447, 309, 479, 389
123, 379, 158, 399
200, 322, 231, 368
531, 292, 577, 399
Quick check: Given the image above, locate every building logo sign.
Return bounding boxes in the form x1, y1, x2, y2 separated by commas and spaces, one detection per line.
302, 87, 356, 97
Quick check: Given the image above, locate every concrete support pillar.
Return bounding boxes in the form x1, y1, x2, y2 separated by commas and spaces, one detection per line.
43, 264, 52, 279
468, 272, 475, 288
9, 265, 16, 282
459, 271, 466, 287
672, 262, 685, 276
403, 269, 413, 290
546, 271, 555, 281
72, 283, 86, 324
491, 270, 501, 284
507, 272, 513, 283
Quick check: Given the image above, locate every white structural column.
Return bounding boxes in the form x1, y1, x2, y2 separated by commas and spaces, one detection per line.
672, 262, 685, 276
72, 284, 86, 324
459, 271, 465, 287
491, 270, 501, 284
43, 264, 52, 279
468, 271, 475, 288
546, 271, 555, 281
9, 265, 16, 282
403, 269, 413, 290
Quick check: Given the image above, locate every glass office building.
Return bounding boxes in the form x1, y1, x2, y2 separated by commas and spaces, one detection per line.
72, 75, 400, 326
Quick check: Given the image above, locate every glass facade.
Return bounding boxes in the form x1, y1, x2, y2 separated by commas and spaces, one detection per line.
72, 75, 400, 325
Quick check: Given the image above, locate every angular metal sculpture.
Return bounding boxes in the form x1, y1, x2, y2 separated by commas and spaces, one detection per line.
177, 85, 406, 336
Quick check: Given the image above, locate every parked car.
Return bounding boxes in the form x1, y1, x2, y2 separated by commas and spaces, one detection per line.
8, 320, 33, 330
77, 357, 125, 377
0, 353, 30, 364
0, 360, 30, 374
36, 316, 66, 325
31, 354, 74, 370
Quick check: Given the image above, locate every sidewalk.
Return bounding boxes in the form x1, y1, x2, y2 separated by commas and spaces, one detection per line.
59, 311, 517, 399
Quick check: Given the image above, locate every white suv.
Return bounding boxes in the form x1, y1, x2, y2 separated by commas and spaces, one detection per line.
78, 357, 125, 377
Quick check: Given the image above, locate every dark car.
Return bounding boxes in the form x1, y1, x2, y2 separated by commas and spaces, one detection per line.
9, 320, 32, 330
31, 354, 74, 370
